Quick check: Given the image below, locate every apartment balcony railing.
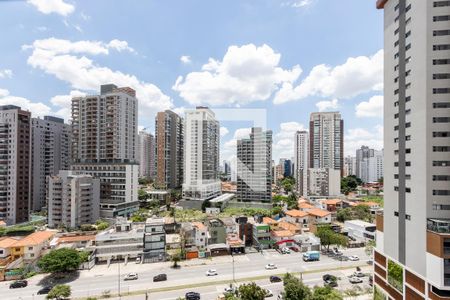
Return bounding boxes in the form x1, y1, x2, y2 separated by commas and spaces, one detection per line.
427, 218, 450, 234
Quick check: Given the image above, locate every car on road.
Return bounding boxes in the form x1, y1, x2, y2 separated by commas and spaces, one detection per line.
322, 274, 337, 281
281, 247, 291, 254
352, 271, 365, 278
206, 269, 218, 276
124, 272, 138, 280
224, 285, 236, 294
367, 259, 373, 265
9, 280, 27, 289
37, 286, 54, 295
348, 255, 359, 261
185, 291, 201, 300
270, 275, 282, 283
336, 255, 349, 261
322, 274, 338, 287
153, 273, 167, 282
349, 276, 363, 284
265, 263, 277, 270
264, 289, 273, 297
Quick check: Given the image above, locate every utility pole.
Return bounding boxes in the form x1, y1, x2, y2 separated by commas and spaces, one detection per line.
118, 259, 121, 299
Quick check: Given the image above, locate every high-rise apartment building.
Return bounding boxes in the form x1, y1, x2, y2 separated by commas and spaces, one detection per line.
344, 155, 356, 177
375, 1, 450, 299
138, 131, 155, 179
71, 84, 139, 218
294, 131, 309, 197
236, 127, 272, 203
155, 110, 183, 189
307, 168, 340, 197
356, 146, 384, 183
0, 105, 31, 225
31, 116, 71, 211
47, 170, 100, 228
309, 112, 344, 177
182, 107, 220, 203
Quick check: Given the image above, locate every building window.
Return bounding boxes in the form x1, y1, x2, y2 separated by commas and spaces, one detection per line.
434, 146, 450, 152
433, 175, 450, 181
433, 132, 450, 137
433, 59, 450, 65
434, 1, 450, 7
433, 73, 450, 79
433, 15, 450, 21
433, 45, 450, 51
433, 30, 450, 36
433, 190, 450, 196
433, 204, 450, 210
434, 117, 450, 123
433, 161, 450, 166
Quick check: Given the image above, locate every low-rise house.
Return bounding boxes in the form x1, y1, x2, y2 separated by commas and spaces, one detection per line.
252, 223, 272, 250
181, 222, 208, 259
166, 234, 181, 250
146, 190, 170, 205
235, 216, 253, 247
10, 231, 56, 261
262, 217, 278, 227
271, 230, 295, 242
221, 217, 238, 234
285, 209, 309, 227
143, 218, 166, 263
344, 220, 376, 241
50, 234, 95, 250
0, 237, 19, 260
207, 219, 226, 244
226, 233, 245, 254
277, 221, 302, 234
306, 208, 331, 224
94, 226, 144, 263
298, 202, 315, 211
163, 217, 180, 234
318, 199, 343, 212
295, 233, 321, 252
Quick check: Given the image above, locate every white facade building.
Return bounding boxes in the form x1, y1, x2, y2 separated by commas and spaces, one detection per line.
294, 130, 309, 197
375, 0, 450, 298
182, 107, 221, 203
47, 170, 100, 228
356, 146, 384, 183
31, 116, 71, 211
307, 168, 340, 197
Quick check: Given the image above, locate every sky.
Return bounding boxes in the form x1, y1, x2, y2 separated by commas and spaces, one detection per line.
0, 0, 384, 163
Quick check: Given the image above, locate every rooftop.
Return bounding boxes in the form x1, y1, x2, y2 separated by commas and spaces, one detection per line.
0, 237, 20, 248
344, 219, 375, 227
192, 222, 206, 230
277, 221, 301, 232
57, 235, 96, 244
286, 209, 309, 218
272, 230, 294, 238
298, 202, 315, 209
146, 217, 165, 225
12, 231, 56, 247
320, 199, 342, 205
306, 208, 331, 218
262, 217, 278, 225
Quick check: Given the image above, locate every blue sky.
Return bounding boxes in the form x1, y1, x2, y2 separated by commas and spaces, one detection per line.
0, 0, 384, 162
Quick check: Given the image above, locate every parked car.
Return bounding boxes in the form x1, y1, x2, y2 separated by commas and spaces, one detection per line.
153, 273, 167, 282
349, 276, 363, 284
264, 289, 273, 297
352, 271, 365, 278
224, 286, 235, 293
270, 275, 282, 283
206, 269, 218, 276
185, 291, 201, 300
348, 255, 359, 261
135, 256, 141, 264
37, 286, 53, 294
124, 272, 138, 280
265, 263, 277, 270
322, 274, 337, 282
9, 280, 27, 289
336, 255, 349, 261
322, 274, 338, 287
281, 247, 291, 254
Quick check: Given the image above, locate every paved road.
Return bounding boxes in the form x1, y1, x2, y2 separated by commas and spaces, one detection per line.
2, 248, 371, 300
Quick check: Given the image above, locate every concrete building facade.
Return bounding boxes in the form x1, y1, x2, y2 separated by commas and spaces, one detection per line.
47, 170, 100, 228
375, 1, 450, 299
294, 130, 309, 197
0, 105, 31, 225
307, 168, 340, 197
138, 131, 155, 179
31, 116, 71, 211
155, 110, 184, 189
71, 84, 139, 218
182, 107, 220, 202
236, 127, 272, 204
309, 112, 344, 177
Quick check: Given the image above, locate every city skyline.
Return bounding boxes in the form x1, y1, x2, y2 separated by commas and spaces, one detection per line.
0, 0, 384, 161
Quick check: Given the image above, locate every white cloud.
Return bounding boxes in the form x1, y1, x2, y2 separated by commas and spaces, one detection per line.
221, 127, 252, 161
220, 126, 229, 137
273, 49, 383, 104
80, 12, 90, 21
316, 98, 338, 112
74, 25, 83, 33
50, 90, 86, 121
0, 89, 53, 117
28, 0, 75, 16
24, 38, 172, 124
345, 125, 383, 156
273, 121, 306, 160
173, 44, 301, 106
180, 55, 191, 64
0, 69, 13, 79
36, 26, 48, 32
233, 128, 252, 140
107, 39, 135, 53
355, 95, 383, 118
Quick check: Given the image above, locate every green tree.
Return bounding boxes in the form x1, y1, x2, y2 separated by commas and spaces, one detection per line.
271, 206, 283, 216
238, 282, 266, 300
353, 204, 373, 222
80, 224, 95, 231
96, 221, 109, 231
311, 286, 343, 300
336, 208, 352, 223
201, 199, 211, 212
316, 226, 347, 251
46, 284, 71, 299
387, 260, 403, 292
38, 248, 82, 274
286, 192, 298, 209
282, 273, 312, 300
365, 240, 375, 257
138, 189, 150, 201
78, 251, 90, 263
341, 175, 363, 195
171, 252, 181, 268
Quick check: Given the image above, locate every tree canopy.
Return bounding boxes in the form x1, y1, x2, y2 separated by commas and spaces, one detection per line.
237, 282, 267, 300
316, 226, 347, 250
341, 175, 363, 194
47, 284, 71, 300
311, 286, 343, 300
336, 205, 373, 223
282, 273, 312, 300
38, 248, 82, 274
